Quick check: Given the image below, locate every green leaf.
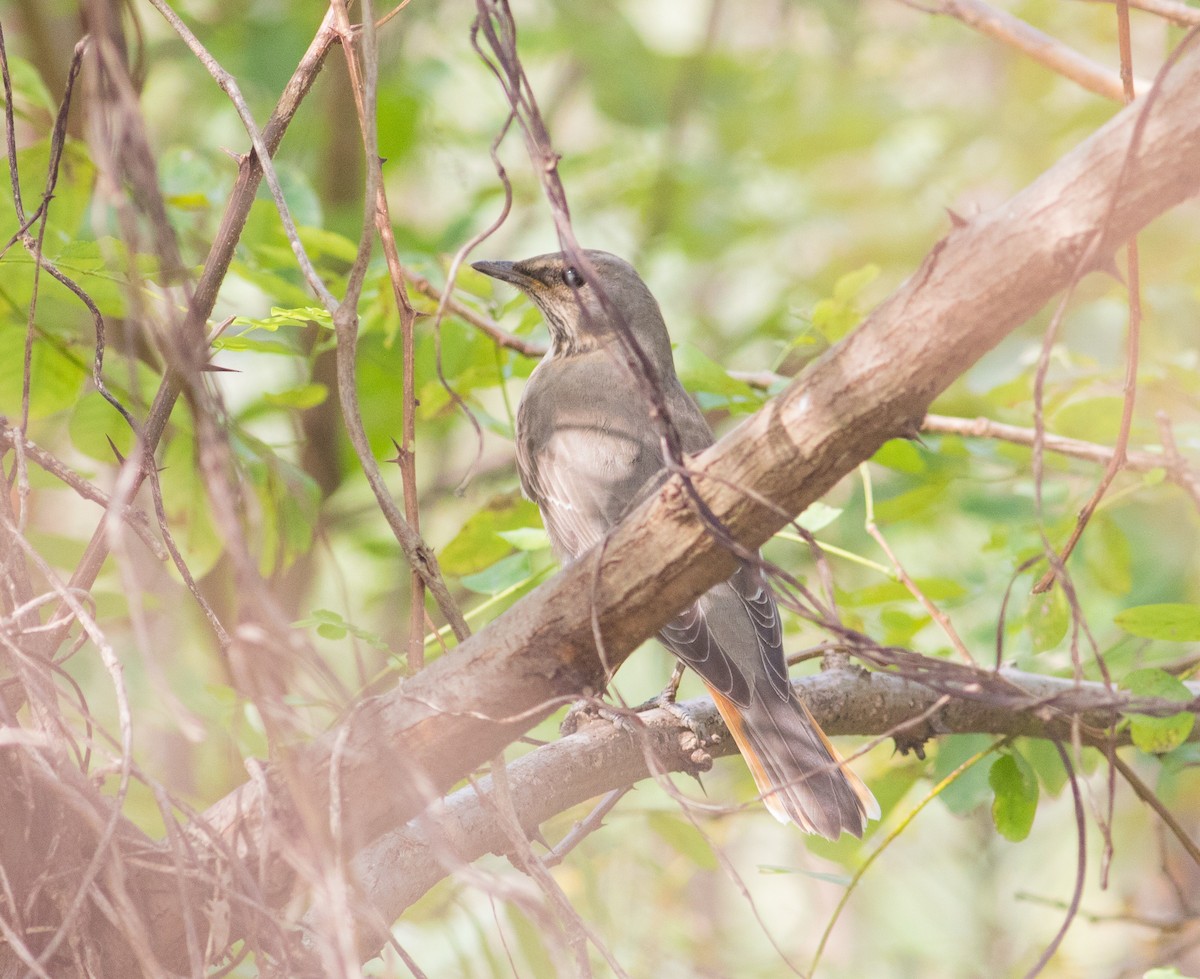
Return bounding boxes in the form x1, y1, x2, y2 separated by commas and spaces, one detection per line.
3, 57, 56, 121
295, 609, 389, 650
673, 342, 762, 411
1085, 515, 1132, 597
1121, 668, 1195, 755
1115, 604, 1200, 642
68, 391, 135, 463
811, 264, 879, 342
0, 326, 86, 419
872, 438, 926, 474
646, 811, 718, 871
1144, 969, 1199, 979
988, 751, 1038, 842
1051, 396, 1124, 443
933, 734, 994, 815
439, 492, 542, 576
497, 527, 551, 551
1025, 585, 1068, 653
796, 501, 842, 533
233, 306, 335, 333
758, 865, 852, 885
872, 482, 945, 523
261, 383, 328, 410
459, 552, 533, 596
297, 226, 360, 265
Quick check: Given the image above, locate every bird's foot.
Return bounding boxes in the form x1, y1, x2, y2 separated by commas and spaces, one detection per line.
630, 663, 714, 742
560, 699, 641, 736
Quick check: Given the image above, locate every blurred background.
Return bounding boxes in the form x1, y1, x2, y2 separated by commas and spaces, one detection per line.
2, 0, 1200, 975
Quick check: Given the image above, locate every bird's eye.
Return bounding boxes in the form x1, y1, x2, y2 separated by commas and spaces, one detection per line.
562, 266, 584, 289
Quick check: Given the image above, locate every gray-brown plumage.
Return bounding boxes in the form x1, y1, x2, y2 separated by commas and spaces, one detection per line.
472, 249, 878, 839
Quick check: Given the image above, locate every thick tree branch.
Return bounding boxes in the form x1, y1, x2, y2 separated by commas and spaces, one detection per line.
341, 665, 1192, 961
132, 32, 1200, 970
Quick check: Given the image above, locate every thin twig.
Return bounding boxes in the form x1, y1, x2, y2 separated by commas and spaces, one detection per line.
326, 0, 469, 642
1031, 0, 1150, 595
146, 0, 338, 310
541, 787, 631, 868
860, 463, 976, 664
1020, 742, 1087, 978
925, 0, 1150, 100
1078, 0, 1200, 27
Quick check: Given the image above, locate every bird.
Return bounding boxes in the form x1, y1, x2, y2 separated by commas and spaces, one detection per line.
472, 248, 879, 839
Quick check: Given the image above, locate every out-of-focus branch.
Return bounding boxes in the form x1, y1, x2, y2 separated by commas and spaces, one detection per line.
407, 268, 548, 357
922, 0, 1151, 101
1080, 0, 1200, 27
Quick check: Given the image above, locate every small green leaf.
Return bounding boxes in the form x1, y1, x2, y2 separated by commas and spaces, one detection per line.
262, 383, 328, 410
796, 502, 842, 533
1144, 968, 1199, 979
872, 439, 926, 474
1122, 668, 1195, 755
459, 552, 533, 596
872, 482, 945, 523
673, 342, 763, 413
497, 527, 551, 551
439, 493, 542, 576
1025, 585, 1068, 653
295, 609, 388, 650
233, 306, 335, 333
933, 734, 994, 815
988, 751, 1038, 842
646, 811, 718, 870
811, 264, 879, 342
1115, 604, 1200, 642
4, 57, 56, 120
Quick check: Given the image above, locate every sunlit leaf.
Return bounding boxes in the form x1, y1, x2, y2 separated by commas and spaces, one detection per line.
1115, 604, 1200, 642
459, 552, 533, 596
1121, 668, 1195, 755
988, 751, 1038, 842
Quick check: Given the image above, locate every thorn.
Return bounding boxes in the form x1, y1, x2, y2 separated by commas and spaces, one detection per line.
528, 825, 551, 849
200, 363, 239, 373
386, 437, 408, 466
690, 771, 707, 794
900, 419, 928, 445
105, 435, 125, 466
945, 206, 968, 229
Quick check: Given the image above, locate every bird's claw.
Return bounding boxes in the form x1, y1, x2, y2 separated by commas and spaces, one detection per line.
560, 699, 640, 736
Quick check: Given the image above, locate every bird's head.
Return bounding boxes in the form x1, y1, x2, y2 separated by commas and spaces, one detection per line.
472, 249, 673, 364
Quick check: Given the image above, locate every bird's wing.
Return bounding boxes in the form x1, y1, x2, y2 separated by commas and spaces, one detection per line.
516, 351, 688, 561
517, 421, 648, 558
658, 563, 790, 709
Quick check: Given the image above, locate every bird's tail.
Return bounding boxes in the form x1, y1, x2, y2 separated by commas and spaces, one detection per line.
707, 682, 879, 840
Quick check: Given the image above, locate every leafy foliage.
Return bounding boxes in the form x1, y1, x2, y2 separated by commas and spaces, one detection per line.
2, 0, 1200, 976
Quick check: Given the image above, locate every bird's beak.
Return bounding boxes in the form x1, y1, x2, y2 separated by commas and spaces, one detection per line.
471, 260, 538, 292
